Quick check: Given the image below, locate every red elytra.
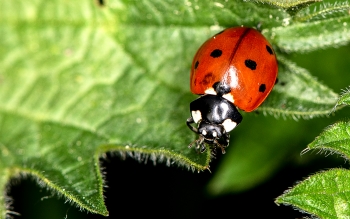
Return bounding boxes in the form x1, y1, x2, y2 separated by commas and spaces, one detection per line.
190, 27, 278, 112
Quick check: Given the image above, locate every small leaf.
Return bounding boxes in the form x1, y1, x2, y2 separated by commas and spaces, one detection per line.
295, 2, 350, 22
258, 57, 338, 119
306, 120, 350, 159
276, 168, 350, 219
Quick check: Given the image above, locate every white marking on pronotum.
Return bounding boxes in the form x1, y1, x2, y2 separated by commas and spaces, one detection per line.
222, 93, 234, 103
204, 87, 217, 95
212, 131, 217, 138
222, 119, 237, 132
202, 130, 207, 135
204, 83, 235, 103
192, 110, 202, 123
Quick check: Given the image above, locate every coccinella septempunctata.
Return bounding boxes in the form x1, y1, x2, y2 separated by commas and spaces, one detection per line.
186, 27, 278, 154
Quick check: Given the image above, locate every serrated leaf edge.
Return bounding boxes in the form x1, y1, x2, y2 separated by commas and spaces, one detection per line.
247, 0, 320, 9
275, 168, 349, 219
4, 165, 108, 218
98, 144, 211, 172
259, 106, 335, 120
305, 120, 350, 160
3, 144, 211, 219
335, 86, 350, 109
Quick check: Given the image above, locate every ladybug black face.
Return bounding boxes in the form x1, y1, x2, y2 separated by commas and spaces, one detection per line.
186, 94, 243, 154
198, 121, 225, 142
187, 120, 230, 154
187, 120, 228, 154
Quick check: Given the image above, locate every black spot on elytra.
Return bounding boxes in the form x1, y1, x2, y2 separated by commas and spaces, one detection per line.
245, 59, 257, 70
194, 61, 199, 69
210, 49, 222, 58
275, 78, 279, 85
213, 82, 231, 96
266, 45, 273, 55
201, 72, 214, 86
259, 84, 266, 93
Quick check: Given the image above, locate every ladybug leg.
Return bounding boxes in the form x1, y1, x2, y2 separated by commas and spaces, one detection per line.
214, 132, 230, 154
188, 137, 199, 149
188, 135, 207, 153
223, 132, 230, 147
187, 118, 208, 153
215, 141, 226, 154
199, 142, 207, 153
186, 117, 199, 134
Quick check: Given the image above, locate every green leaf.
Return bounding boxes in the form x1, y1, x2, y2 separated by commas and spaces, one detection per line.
249, 0, 320, 11
295, 1, 350, 22
306, 120, 350, 158
336, 88, 350, 107
258, 56, 338, 119
112, 0, 288, 28
269, 15, 350, 52
276, 168, 350, 219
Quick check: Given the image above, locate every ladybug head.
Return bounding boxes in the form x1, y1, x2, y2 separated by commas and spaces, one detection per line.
193, 120, 229, 153
198, 120, 225, 143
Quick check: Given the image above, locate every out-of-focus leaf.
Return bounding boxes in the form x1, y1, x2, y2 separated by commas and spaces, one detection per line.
295, 1, 350, 22
207, 115, 302, 194
248, 0, 320, 13
267, 15, 350, 52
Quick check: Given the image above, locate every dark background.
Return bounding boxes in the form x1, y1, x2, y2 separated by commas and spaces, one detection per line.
8, 152, 344, 219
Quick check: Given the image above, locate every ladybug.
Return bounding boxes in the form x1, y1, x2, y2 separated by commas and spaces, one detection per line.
186, 27, 278, 154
